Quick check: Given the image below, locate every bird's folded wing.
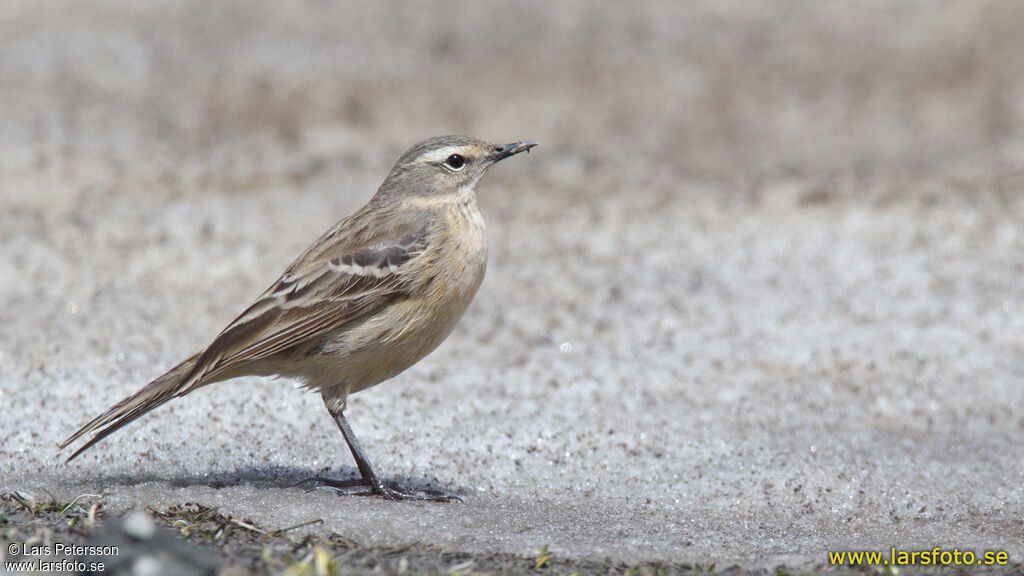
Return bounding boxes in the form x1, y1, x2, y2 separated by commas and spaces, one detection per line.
181, 231, 429, 388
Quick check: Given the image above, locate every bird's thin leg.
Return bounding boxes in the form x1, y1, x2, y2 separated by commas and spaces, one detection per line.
324, 397, 391, 495
314, 396, 457, 501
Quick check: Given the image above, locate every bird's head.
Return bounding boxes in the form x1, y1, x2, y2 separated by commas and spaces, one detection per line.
376, 135, 537, 202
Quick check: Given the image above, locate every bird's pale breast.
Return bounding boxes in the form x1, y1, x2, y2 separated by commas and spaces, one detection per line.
301, 196, 488, 398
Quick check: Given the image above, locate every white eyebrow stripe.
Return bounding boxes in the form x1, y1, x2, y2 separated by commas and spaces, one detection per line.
419, 146, 468, 164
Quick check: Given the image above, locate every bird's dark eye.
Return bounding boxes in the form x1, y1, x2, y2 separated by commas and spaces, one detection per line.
445, 154, 465, 170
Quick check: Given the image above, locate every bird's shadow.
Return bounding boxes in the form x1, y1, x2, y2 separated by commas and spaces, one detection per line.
85, 464, 470, 499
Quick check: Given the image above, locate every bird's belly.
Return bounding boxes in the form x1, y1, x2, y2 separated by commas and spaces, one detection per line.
304, 248, 486, 397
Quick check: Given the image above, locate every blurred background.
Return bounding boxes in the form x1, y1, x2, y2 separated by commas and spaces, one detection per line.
4, 0, 1024, 210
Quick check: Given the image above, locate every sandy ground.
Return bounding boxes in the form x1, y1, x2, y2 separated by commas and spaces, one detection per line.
3, 1, 1024, 572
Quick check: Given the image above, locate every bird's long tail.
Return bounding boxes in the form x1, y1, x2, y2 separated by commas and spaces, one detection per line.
60, 353, 201, 462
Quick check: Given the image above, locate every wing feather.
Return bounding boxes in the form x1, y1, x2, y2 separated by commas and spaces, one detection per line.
182, 229, 429, 387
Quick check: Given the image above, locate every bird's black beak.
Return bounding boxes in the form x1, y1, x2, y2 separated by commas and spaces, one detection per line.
489, 141, 539, 162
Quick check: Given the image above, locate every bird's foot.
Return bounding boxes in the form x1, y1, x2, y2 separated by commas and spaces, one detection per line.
296, 475, 461, 502
370, 481, 460, 502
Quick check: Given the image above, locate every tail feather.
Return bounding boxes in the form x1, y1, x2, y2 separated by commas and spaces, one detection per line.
60, 353, 201, 462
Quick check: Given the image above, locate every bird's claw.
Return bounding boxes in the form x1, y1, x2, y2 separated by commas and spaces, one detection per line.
297, 475, 460, 502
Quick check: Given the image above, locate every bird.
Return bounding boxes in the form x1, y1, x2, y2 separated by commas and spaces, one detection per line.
60, 135, 538, 500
